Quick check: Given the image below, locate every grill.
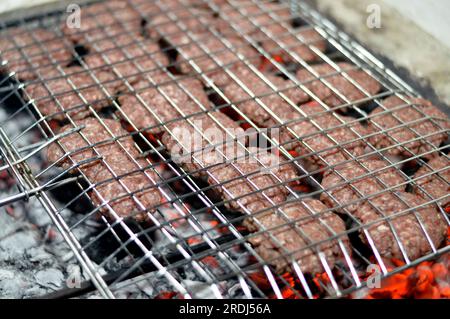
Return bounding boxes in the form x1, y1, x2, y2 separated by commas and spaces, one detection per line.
0, 0, 449, 299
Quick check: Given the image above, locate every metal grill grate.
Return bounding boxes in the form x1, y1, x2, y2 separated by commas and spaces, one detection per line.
0, 0, 449, 299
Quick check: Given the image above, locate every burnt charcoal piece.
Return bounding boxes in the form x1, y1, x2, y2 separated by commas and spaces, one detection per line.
368, 95, 450, 159
81, 220, 155, 264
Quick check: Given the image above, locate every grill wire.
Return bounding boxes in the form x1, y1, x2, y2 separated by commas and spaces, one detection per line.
0, 0, 449, 299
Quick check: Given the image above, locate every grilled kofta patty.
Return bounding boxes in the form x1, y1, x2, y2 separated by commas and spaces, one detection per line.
413, 155, 450, 207
222, 65, 309, 128
117, 73, 210, 134
167, 32, 258, 87
24, 66, 120, 121
47, 118, 137, 172
145, 6, 218, 39
85, 36, 169, 84
47, 118, 163, 220
161, 112, 297, 212
296, 62, 381, 110
320, 158, 446, 260
0, 28, 72, 81
368, 95, 450, 159
218, 1, 327, 63
355, 191, 447, 261
320, 158, 407, 213
61, 0, 142, 43
279, 101, 369, 169
246, 199, 349, 274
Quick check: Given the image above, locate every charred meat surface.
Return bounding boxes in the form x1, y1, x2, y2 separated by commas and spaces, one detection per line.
117, 73, 210, 134
0, 28, 73, 81
368, 95, 450, 159
413, 155, 450, 207
246, 199, 349, 274
47, 118, 163, 220
296, 62, 382, 110
24, 66, 120, 121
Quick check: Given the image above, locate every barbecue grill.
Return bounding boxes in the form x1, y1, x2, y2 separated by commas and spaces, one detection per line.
0, 0, 449, 299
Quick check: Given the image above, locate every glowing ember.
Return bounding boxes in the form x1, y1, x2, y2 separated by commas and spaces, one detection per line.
259, 55, 284, 72
364, 255, 449, 299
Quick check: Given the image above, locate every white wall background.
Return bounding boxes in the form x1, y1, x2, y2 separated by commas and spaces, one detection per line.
1, 0, 449, 49
383, 0, 450, 50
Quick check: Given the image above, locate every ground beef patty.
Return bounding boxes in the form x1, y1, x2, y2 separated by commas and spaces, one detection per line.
222, 65, 309, 128
145, 6, 218, 39
280, 101, 369, 169
413, 156, 450, 207
47, 118, 138, 173
320, 158, 407, 214
61, 0, 142, 43
296, 62, 381, 110
24, 66, 120, 121
117, 73, 210, 134
246, 199, 349, 274
47, 118, 163, 220
0, 28, 72, 81
85, 36, 169, 84
167, 32, 258, 87
218, 1, 326, 62
368, 95, 450, 159
354, 191, 447, 261
161, 112, 297, 211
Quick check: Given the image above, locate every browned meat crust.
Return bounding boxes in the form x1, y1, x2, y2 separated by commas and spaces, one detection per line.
117, 73, 211, 134
0, 28, 73, 81
413, 156, 450, 207
296, 62, 381, 110
246, 199, 349, 274
368, 95, 450, 159
24, 66, 120, 121
47, 118, 163, 220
